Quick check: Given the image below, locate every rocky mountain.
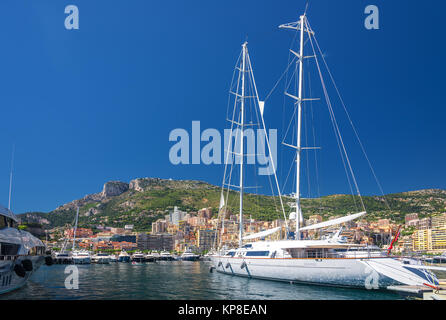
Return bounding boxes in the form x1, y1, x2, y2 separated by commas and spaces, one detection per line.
18, 177, 446, 231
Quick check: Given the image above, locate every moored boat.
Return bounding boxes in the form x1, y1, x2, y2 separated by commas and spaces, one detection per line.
144, 252, 156, 262
92, 253, 111, 264
118, 250, 131, 262
131, 251, 145, 264
1, 205, 50, 295
180, 250, 200, 261
159, 251, 174, 261
72, 250, 91, 264
210, 13, 446, 290
53, 251, 73, 264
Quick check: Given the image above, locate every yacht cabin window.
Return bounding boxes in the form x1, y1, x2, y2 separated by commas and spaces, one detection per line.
0, 216, 6, 229
245, 251, 270, 257
0, 242, 20, 256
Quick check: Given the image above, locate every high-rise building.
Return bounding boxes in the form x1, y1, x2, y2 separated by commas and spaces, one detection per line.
431, 228, 446, 252
136, 233, 149, 251
412, 229, 431, 252
198, 207, 212, 219
152, 220, 167, 233
418, 217, 432, 230
137, 233, 174, 251
165, 206, 187, 226
405, 213, 419, 224
432, 214, 446, 229
197, 229, 217, 252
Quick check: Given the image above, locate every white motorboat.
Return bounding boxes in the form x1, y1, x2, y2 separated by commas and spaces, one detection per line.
159, 251, 174, 261
210, 13, 446, 290
72, 250, 91, 264
144, 253, 156, 262
151, 251, 161, 261
1, 205, 49, 295
92, 253, 111, 264
180, 249, 200, 261
131, 251, 145, 264
53, 251, 73, 264
118, 251, 131, 262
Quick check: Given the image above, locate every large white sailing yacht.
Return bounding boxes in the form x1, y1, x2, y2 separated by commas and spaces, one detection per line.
210, 13, 446, 290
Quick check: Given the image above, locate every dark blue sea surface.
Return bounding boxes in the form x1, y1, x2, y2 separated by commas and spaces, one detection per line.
1, 261, 402, 300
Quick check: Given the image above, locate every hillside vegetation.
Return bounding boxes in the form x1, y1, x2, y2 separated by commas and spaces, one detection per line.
19, 178, 446, 231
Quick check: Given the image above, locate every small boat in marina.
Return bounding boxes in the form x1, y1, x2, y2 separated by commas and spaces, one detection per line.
180, 249, 200, 261
144, 253, 156, 262
92, 253, 111, 264
109, 255, 118, 262
118, 250, 131, 262
131, 251, 145, 264
72, 250, 91, 264
151, 251, 161, 261
53, 251, 73, 264
159, 251, 174, 261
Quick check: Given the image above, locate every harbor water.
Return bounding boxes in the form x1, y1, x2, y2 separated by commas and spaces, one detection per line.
0, 261, 402, 300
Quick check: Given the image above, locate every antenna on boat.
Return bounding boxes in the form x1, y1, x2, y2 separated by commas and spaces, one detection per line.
8, 144, 15, 211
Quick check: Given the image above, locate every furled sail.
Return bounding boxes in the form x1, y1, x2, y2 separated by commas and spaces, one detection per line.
299, 211, 366, 231
219, 192, 225, 210
259, 101, 265, 116
242, 227, 281, 240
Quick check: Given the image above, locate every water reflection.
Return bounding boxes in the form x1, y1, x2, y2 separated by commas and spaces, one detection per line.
0, 261, 401, 300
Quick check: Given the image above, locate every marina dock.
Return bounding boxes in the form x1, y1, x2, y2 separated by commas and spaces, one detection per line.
388, 280, 446, 300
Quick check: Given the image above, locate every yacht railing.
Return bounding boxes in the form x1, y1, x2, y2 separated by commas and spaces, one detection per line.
288, 250, 388, 259
0, 255, 19, 261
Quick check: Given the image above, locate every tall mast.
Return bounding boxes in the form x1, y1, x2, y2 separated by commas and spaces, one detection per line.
72, 206, 79, 251
239, 42, 247, 248
8, 144, 15, 210
295, 15, 305, 240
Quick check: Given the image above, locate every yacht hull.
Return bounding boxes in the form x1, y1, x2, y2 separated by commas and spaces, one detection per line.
73, 257, 91, 264
0, 255, 45, 295
118, 256, 130, 263
210, 256, 434, 290
181, 256, 200, 261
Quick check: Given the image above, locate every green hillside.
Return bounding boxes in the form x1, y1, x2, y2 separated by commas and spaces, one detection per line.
18, 178, 446, 231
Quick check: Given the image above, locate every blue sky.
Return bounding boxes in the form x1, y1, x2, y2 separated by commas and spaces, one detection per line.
0, 0, 445, 213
